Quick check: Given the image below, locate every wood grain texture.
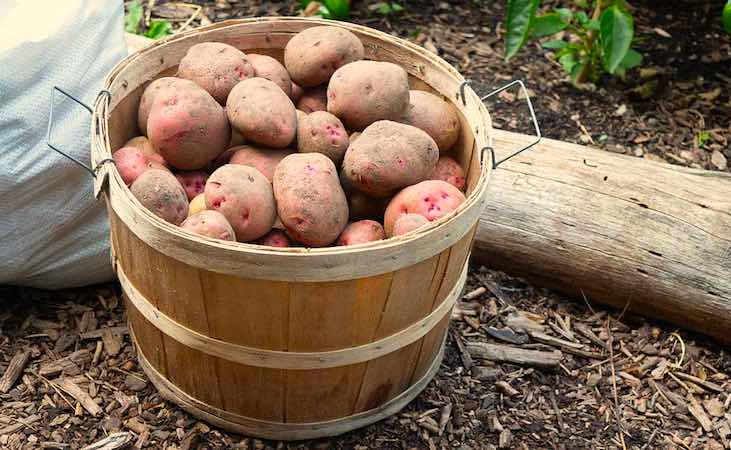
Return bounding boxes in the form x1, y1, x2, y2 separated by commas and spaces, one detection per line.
473, 129, 731, 343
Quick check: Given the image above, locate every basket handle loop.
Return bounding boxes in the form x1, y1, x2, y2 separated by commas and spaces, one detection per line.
460, 80, 541, 169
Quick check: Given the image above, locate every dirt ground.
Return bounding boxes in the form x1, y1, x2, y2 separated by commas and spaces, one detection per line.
1, 1, 729, 449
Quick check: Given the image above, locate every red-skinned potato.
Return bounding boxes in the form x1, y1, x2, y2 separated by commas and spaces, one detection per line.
284, 26, 364, 87
336, 220, 385, 246
402, 90, 461, 152
247, 53, 292, 97
147, 79, 230, 170
327, 61, 410, 130
429, 156, 466, 191
146, 159, 170, 172
113, 147, 148, 186
229, 145, 294, 183
205, 164, 276, 242
383, 180, 466, 236
177, 42, 255, 104
255, 229, 291, 247
227, 77, 297, 148
130, 169, 189, 225
137, 77, 177, 135
349, 131, 361, 143
297, 111, 349, 163
181, 210, 236, 241
391, 213, 429, 237
188, 193, 207, 217
296, 85, 328, 113
291, 82, 304, 103
273, 153, 348, 247
230, 128, 245, 148
124, 136, 167, 167
340, 174, 389, 221
175, 171, 209, 201
342, 120, 439, 197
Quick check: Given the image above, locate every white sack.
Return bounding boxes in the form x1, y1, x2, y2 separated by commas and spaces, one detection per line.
0, 0, 127, 289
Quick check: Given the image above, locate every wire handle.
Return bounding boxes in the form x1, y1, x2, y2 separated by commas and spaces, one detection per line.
460, 80, 542, 169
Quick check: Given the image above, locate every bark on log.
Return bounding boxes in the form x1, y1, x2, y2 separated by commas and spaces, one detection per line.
473, 129, 731, 344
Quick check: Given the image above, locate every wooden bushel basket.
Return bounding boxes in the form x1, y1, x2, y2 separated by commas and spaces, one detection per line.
90, 18, 496, 440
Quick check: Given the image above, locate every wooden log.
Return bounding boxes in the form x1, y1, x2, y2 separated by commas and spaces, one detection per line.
473, 129, 731, 344
466, 342, 562, 367
0, 351, 30, 393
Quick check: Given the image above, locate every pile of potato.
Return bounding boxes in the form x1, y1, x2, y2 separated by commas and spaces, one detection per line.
115, 26, 467, 248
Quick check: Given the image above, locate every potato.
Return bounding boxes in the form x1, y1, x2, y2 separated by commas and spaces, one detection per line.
336, 220, 385, 246
296, 86, 328, 114
273, 153, 348, 247
342, 120, 439, 197
391, 213, 429, 237
327, 61, 409, 130
284, 26, 364, 87
230, 128, 245, 147
340, 174, 389, 220
247, 53, 292, 97
402, 90, 461, 152
227, 77, 297, 148
229, 145, 294, 183
130, 169, 189, 225
137, 77, 177, 135
177, 42, 255, 104
124, 136, 167, 166
349, 131, 361, 143
146, 159, 170, 172
213, 147, 237, 169
291, 82, 304, 103
175, 171, 209, 201
181, 210, 235, 241
255, 229, 291, 247
147, 78, 230, 170
297, 111, 349, 163
188, 193, 207, 216
429, 155, 466, 191
383, 180, 466, 236
113, 147, 148, 185
205, 164, 276, 242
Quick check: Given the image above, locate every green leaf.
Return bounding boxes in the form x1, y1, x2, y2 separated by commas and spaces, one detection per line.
585, 19, 600, 30
125, 0, 143, 34
574, 0, 589, 7
618, 48, 642, 70
532, 13, 570, 37
570, 62, 585, 80
505, 0, 539, 60
724, 0, 731, 35
576, 11, 589, 25
559, 51, 579, 73
145, 20, 172, 39
323, 0, 351, 19
542, 39, 568, 49
600, 5, 634, 74
554, 8, 573, 23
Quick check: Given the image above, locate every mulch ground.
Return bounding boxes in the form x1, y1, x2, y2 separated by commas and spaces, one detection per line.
1, 1, 729, 449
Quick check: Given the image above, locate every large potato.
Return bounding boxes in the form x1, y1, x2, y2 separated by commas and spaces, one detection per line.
147, 79, 230, 170
284, 26, 364, 87
327, 61, 410, 130
137, 77, 177, 135
130, 169, 189, 225
391, 213, 429, 237
177, 42, 255, 104
402, 90, 461, 152
247, 53, 292, 97
229, 145, 294, 183
383, 180, 466, 236
297, 111, 349, 163
124, 136, 167, 166
342, 120, 439, 197
227, 77, 297, 148
429, 156, 466, 191
336, 220, 385, 246
296, 85, 328, 113
273, 153, 348, 247
205, 164, 276, 242
181, 210, 236, 241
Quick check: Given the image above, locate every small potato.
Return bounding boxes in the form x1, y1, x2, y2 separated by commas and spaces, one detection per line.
383, 180, 466, 236
230, 128, 245, 147
124, 136, 168, 167
181, 210, 235, 241
137, 77, 177, 135
391, 213, 429, 237
113, 147, 149, 185
177, 42, 255, 104
147, 79, 230, 170
327, 61, 410, 130
227, 77, 297, 148
213, 147, 237, 169
336, 220, 385, 246
273, 153, 348, 247
175, 171, 209, 200
255, 229, 291, 247
429, 156, 466, 191
205, 164, 276, 242
146, 159, 170, 172
188, 193, 207, 216
130, 169, 189, 225
340, 174, 389, 220
296, 86, 328, 113
342, 120, 439, 197
402, 90, 461, 152
247, 53, 292, 97
291, 82, 304, 103
297, 111, 349, 163
284, 26, 364, 87
229, 145, 294, 183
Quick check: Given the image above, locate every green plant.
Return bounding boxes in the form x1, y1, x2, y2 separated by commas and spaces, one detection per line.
505, 0, 641, 84
300, 0, 351, 20
697, 130, 711, 148
125, 0, 173, 39
374, 2, 404, 15
724, 0, 731, 35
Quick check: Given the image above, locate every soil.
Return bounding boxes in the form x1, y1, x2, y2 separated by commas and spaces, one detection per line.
1, 1, 729, 449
